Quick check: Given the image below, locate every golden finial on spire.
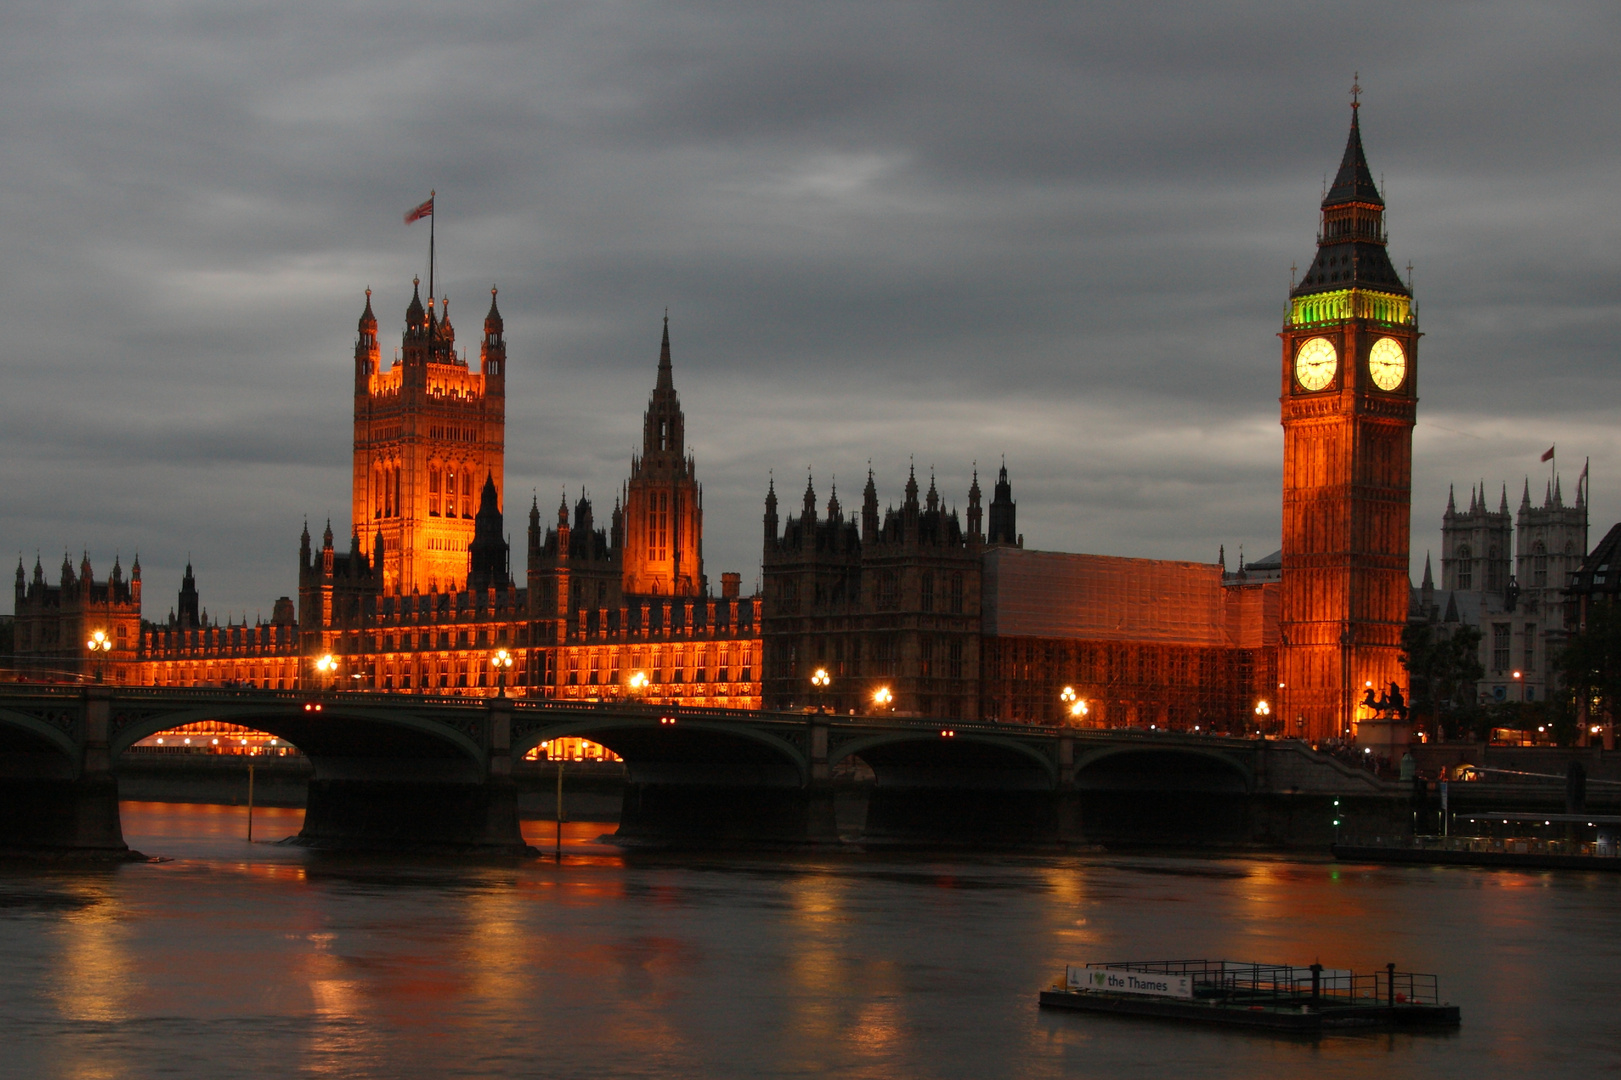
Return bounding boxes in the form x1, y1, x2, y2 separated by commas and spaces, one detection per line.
1350, 72, 1361, 110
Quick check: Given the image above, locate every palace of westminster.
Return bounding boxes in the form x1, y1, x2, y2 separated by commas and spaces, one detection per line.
8, 105, 1607, 744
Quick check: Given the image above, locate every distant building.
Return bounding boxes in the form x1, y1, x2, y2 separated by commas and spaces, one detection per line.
1411, 475, 1588, 705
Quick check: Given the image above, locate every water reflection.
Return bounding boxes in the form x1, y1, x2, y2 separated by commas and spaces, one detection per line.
0, 805, 1614, 1078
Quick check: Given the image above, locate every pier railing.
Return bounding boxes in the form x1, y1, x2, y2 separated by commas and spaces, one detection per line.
1085, 960, 1441, 1007
1350, 835, 1620, 859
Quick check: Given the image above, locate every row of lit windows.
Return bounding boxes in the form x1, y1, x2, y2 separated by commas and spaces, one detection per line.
338, 626, 517, 652
376, 657, 522, 690
142, 663, 298, 689
556, 643, 757, 687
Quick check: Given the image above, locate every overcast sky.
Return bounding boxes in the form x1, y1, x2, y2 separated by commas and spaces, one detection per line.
3, 1, 1618, 619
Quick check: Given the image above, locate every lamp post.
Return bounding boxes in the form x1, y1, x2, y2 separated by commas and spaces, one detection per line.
85, 629, 112, 683
315, 653, 338, 693
810, 667, 831, 713
1255, 699, 1271, 737
873, 685, 894, 713
491, 648, 514, 697
1059, 685, 1089, 727
1512, 670, 1524, 704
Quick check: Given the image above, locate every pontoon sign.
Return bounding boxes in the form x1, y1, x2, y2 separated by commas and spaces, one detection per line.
1066, 966, 1192, 999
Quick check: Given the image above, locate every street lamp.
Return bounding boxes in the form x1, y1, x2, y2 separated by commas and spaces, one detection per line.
1255, 699, 1271, 736
627, 670, 650, 696
1060, 686, 1088, 725
85, 629, 112, 683
491, 648, 514, 696
315, 653, 338, 692
1512, 670, 1524, 703
810, 668, 831, 713
873, 686, 894, 712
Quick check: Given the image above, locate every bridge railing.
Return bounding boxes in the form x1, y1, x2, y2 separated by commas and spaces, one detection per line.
0, 682, 1335, 751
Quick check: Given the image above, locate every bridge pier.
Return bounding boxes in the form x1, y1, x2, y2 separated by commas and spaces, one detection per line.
294, 700, 528, 853
617, 778, 837, 844
863, 786, 1062, 845
0, 689, 129, 855
612, 717, 838, 845
839, 733, 1066, 846
300, 775, 526, 851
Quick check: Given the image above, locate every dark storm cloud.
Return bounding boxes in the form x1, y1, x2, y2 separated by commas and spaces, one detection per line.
1, 1, 1618, 612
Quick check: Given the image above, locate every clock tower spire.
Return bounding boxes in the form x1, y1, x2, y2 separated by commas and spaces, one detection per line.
1278, 95, 1420, 745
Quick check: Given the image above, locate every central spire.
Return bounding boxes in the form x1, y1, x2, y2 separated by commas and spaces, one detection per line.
657, 310, 673, 392
624, 312, 703, 597
642, 314, 684, 461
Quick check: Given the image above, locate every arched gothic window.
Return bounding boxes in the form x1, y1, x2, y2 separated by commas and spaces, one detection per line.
1456, 543, 1473, 590
429, 467, 441, 516
648, 491, 669, 562
1533, 542, 1548, 588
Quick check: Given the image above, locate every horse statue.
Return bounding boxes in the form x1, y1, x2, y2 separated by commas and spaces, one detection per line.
1361, 682, 1409, 720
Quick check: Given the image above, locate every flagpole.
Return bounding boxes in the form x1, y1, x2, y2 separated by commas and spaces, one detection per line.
428, 188, 436, 304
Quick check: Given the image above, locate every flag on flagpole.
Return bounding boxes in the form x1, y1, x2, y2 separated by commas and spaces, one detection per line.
404, 196, 434, 224
1540, 445, 1555, 462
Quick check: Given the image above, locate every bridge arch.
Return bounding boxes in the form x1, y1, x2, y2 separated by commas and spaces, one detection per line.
830, 731, 1060, 788
512, 714, 810, 787
1073, 743, 1253, 792
108, 700, 486, 777
0, 703, 81, 775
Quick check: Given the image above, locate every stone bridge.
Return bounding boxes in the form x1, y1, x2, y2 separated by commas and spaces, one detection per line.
0, 685, 1402, 853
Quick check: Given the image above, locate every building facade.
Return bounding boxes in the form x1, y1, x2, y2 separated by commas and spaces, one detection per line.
980, 548, 1279, 730
761, 467, 983, 718
12, 298, 760, 708
761, 465, 1281, 731
12, 554, 143, 679
11, 105, 1458, 748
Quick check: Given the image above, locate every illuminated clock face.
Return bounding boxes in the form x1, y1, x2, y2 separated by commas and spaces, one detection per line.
1294, 337, 1338, 392
1368, 337, 1407, 391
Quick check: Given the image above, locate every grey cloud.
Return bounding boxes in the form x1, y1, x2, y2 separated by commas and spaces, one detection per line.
2, 1, 1619, 612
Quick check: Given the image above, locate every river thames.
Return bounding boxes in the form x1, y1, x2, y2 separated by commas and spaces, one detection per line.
0, 802, 1616, 1078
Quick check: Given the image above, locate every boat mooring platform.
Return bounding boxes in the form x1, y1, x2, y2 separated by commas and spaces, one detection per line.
1039, 959, 1460, 1033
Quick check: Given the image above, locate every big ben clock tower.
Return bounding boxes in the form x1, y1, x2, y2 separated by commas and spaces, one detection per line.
1279, 90, 1419, 744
